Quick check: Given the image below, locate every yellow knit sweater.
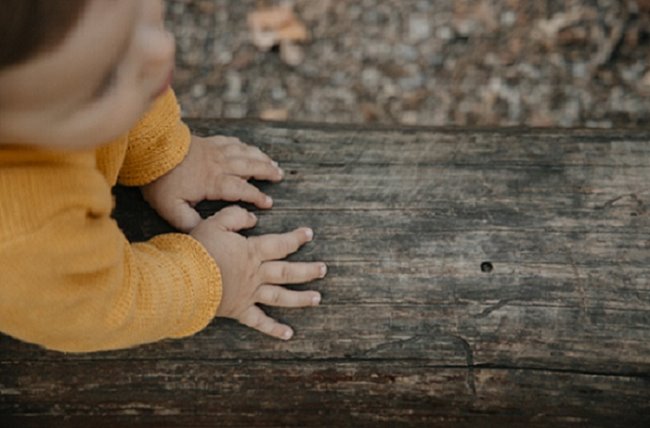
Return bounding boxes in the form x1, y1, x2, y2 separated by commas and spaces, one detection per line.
0, 90, 222, 353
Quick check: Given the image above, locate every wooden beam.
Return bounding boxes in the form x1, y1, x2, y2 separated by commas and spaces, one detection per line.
2, 122, 649, 426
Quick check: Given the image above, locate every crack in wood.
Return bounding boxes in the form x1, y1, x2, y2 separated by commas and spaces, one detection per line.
594, 193, 647, 214
355, 331, 476, 396
5, 357, 649, 379
450, 335, 477, 396
474, 299, 515, 319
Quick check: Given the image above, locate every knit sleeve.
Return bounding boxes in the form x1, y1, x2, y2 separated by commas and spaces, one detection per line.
0, 204, 222, 353
118, 89, 191, 186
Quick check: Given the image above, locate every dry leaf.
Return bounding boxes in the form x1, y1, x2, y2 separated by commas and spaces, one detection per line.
248, 5, 309, 56
533, 8, 595, 48
260, 108, 289, 121
360, 102, 380, 122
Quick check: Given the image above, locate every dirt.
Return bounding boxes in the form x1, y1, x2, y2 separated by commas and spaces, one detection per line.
165, 0, 650, 128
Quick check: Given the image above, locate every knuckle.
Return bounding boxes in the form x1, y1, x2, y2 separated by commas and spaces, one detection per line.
253, 317, 266, 330
223, 205, 241, 215
234, 205, 248, 215
271, 289, 282, 305
222, 144, 239, 156
239, 311, 254, 327
247, 243, 260, 264
212, 179, 227, 195
280, 265, 292, 282
244, 312, 263, 330
227, 205, 248, 220
216, 149, 228, 163
260, 287, 279, 305
237, 181, 251, 195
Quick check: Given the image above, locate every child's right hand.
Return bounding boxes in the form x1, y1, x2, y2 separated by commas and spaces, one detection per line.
190, 206, 326, 340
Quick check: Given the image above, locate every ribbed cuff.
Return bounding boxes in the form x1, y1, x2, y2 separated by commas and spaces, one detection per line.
148, 233, 222, 338
118, 89, 192, 186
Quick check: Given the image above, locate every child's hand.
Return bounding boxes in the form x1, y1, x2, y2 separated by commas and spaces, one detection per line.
190, 206, 326, 340
141, 135, 283, 232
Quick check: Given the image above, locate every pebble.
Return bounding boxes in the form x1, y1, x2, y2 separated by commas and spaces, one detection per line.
164, 0, 650, 128
408, 14, 432, 42
191, 83, 206, 98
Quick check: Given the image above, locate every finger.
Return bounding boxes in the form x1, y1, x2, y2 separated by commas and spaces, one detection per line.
206, 206, 257, 232
243, 146, 280, 170
251, 228, 314, 261
209, 136, 243, 148
256, 285, 321, 308
259, 261, 327, 285
223, 140, 274, 163
210, 175, 273, 209
239, 305, 294, 340
162, 200, 202, 233
227, 157, 283, 182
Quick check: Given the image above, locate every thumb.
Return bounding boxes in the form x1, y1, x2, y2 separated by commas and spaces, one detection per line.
207, 206, 258, 232
163, 200, 202, 233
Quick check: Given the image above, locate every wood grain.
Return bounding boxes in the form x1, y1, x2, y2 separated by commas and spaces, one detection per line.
2, 122, 649, 427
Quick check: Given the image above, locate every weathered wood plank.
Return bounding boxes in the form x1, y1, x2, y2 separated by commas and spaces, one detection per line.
2, 361, 649, 427
2, 122, 649, 426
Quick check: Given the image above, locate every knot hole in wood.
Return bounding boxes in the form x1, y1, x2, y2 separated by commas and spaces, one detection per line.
481, 262, 494, 273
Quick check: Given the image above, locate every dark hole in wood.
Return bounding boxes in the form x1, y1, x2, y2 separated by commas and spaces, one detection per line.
630, 212, 638, 217
289, 170, 298, 175
481, 262, 494, 273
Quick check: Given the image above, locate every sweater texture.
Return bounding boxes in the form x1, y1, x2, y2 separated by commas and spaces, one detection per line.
0, 89, 222, 352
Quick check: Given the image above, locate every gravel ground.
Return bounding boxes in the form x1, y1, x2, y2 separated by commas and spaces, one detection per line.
165, 0, 650, 128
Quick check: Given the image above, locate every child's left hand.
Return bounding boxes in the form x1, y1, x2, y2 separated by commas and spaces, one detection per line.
141, 134, 284, 232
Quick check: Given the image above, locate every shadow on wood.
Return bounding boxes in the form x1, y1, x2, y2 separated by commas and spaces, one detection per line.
2, 121, 650, 427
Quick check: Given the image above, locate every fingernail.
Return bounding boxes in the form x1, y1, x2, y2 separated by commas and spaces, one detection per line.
249, 212, 257, 220
265, 196, 273, 206
312, 294, 321, 306
283, 330, 293, 340
305, 228, 314, 241
278, 168, 285, 178
272, 161, 279, 167
320, 264, 327, 278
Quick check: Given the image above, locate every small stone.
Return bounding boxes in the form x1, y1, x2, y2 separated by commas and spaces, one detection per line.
271, 86, 287, 101
501, 11, 516, 27
409, 14, 432, 42
191, 83, 206, 98
436, 26, 454, 40
224, 72, 242, 101
362, 67, 382, 90
572, 62, 587, 79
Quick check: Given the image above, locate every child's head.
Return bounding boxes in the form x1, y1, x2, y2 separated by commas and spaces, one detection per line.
0, 0, 175, 150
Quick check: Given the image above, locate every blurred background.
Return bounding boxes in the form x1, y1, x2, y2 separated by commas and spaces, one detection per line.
165, 0, 650, 128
